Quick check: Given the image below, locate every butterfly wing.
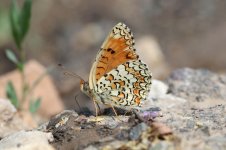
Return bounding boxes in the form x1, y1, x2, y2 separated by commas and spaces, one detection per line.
95, 60, 152, 109
89, 23, 138, 90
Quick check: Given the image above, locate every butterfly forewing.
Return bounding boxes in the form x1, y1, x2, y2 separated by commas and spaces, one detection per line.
89, 23, 138, 89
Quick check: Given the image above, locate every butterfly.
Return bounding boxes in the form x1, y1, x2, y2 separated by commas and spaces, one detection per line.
80, 22, 152, 115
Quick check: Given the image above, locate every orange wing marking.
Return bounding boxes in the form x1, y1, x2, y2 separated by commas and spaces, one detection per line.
94, 23, 138, 82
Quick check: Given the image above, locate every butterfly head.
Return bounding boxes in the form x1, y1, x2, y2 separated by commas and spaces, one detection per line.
80, 79, 92, 97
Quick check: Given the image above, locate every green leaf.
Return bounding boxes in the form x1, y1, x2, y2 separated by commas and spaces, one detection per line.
5, 49, 19, 64
20, 0, 32, 42
6, 81, 19, 108
5, 49, 24, 71
9, 0, 32, 49
29, 97, 41, 113
10, 0, 21, 49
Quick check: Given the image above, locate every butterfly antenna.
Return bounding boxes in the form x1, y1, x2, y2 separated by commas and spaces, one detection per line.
75, 94, 82, 112
58, 63, 83, 80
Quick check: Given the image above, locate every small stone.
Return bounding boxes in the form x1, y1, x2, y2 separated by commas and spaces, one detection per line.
148, 79, 169, 100
129, 123, 148, 140
84, 145, 98, 150
0, 98, 16, 121
142, 79, 187, 111
0, 98, 31, 137
200, 126, 210, 136
150, 141, 174, 150
186, 119, 195, 129
151, 122, 172, 135
195, 121, 204, 128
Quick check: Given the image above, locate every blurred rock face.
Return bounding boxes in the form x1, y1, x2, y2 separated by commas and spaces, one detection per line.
136, 36, 170, 79
0, 60, 64, 118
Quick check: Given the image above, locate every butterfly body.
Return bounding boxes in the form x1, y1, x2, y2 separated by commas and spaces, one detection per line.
80, 23, 152, 111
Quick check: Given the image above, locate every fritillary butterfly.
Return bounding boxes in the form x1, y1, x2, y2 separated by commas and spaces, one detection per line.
80, 23, 152, 113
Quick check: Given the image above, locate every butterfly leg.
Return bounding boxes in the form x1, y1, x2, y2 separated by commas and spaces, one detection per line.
123, 109, 130, 116
110, 104, 118, 116
92, 98, 99, 116
124, 108, 137, 116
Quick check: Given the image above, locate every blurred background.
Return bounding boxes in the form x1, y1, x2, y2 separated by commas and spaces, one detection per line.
1, 0, 226, 110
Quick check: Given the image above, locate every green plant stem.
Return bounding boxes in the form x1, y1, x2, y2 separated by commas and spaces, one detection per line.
26, 67, 52, 99
19, 48, 27, 110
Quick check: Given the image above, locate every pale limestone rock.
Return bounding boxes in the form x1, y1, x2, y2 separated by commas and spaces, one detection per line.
142, 79, 186, 110
0, 130, 54, 150
0, 98, 31, 137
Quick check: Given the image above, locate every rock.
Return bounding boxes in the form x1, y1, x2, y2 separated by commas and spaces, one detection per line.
84, 145, 99, 150
142, 79, 187, 110
206, 136, 226, 150
146, 94, 187, 111
129, 123, 148, 140
46, 110, 103, 150
0, 130, 54, 150
0, 98, 16, 121
45, 109, 179, 150
148, 79, 169, 100
157, 104, 226, 150
150, 141, 176, 150
167, 68, 226, 102
0, 60, 64, 118
137, 109, 162, 121
46, 110, 129, 149
136, 36, 170, 79
0, 98, 31, 137
151, 122, 173, 135
146, 68, 226, 150
17, 110, 38, 128
1, 67, 224, 150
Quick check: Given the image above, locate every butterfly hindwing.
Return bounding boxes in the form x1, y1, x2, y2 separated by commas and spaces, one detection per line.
95, 60, 152, 108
